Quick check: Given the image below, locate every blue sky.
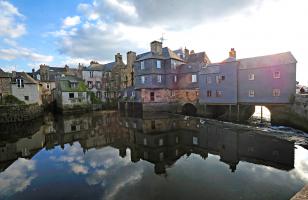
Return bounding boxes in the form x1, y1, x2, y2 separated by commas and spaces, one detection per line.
0, 0, 307, 84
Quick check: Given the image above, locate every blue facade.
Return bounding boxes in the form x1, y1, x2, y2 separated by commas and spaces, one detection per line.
199, 52, 297, 105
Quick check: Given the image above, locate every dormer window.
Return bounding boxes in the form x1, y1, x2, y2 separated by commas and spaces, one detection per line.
17, 79, 24, 88
70, 82, 77, 88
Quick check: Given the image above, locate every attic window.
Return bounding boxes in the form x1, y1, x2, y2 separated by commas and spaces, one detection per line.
17, 79, 24, 88
70, 82, 77, 88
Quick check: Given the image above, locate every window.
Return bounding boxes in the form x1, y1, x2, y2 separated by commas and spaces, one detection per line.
157, 75, 162, 83
151, 120, 156, 129
216, 75, 225, 84
171, 90, 175, 97
192, 74, 197, 83
174, 75, 177, 82
216, 90, 223, 97
24, 96, 29, 101
143, 138, 147, 146
124, 91, 127, 97
159, 152, 164, 161
207, 77, 212, 84
157, 60, 161, 69
70, 82, 77, 88
159, 138, 164, 146
175, 136, 179, 144
69, 93, 74, 99
248, 73, 255, 80
249, 90, 255, 97
141, 61, 145, 70
90, 71, 94, 78
207, 90, 212, 97
193, 136, 198, 145
131, 91, 135, 97
47, 84, 50, 89
273, 89, 281, 96
87, 81, 93, 88
17, 79, 24, 88
96, 81, 101, 88
150, 92, 155, 101
171, 60, 177, 69
141, 76, 145, 84
273, 71, 280, 79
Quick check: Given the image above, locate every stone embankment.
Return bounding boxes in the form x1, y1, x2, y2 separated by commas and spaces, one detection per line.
270, 94, 308, 132
0, 104, 43, 123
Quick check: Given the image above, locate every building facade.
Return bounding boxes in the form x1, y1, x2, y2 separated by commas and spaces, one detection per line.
0, 68, 12, 101
120, 41, 210, 112
199, 49, 297, 105
55, 76, 90, 112
11, 72, 42, 105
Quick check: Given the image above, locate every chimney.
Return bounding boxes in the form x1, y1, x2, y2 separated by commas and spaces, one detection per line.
115, 53, 122, 64
184, 48, 189, 60
127, 51, 136, 68
150, 41, 162, 55
12, 71, 16, 78
229, 48, 236, 59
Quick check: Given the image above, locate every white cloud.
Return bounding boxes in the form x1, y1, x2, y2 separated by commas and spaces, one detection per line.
0, 1, 26, 38
62, 16, 81, 28
0, 47, 53, 63
0, 158, 37, 198
70, 163, 89, 175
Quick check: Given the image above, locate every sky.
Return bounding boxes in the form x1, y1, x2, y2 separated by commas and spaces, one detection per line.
0, 0, 307, 84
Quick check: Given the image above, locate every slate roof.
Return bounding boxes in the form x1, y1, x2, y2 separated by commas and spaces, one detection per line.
238, 52, 297, 69
0, 68, 11, 78
187, 52, 211, 64
12, 72, 38, 84
178, 62, 204, 74
84, 63, 105, 71
136, 47, 184, 61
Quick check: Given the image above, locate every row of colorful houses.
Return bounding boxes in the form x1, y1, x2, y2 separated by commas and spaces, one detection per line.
0, 40, 297, 114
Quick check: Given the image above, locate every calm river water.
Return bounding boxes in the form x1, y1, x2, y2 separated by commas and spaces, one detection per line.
0, 111, 307, 200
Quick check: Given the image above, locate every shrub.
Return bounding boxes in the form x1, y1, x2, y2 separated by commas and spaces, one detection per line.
0, 95, 25, 105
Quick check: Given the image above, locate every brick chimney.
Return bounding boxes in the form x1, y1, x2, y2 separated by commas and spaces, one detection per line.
229, 48, 236, 59
184, 48, 190, 60
150, 41, 162, 55
115, 53, 123, 64
127, 51, 136, 68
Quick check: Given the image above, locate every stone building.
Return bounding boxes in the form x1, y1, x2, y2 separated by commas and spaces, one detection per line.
29, 64, 84, 105
82, 53, 133, 103
11, 71, 42, 105
120, 40, 210, 112
55, 75, 90, 112
0, 68, 12, 101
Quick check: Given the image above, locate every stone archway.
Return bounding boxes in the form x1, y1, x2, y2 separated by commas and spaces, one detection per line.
182, 103, 197, 115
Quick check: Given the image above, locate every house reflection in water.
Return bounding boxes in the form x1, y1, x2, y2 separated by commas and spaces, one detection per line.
118, 113, 295, 174
0, 111, 294, 176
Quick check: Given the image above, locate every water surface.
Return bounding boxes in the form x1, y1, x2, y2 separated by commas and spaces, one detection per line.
0, 111, 307, 200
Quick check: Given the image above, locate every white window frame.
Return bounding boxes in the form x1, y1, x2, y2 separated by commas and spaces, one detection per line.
90, 71, 94, 78
192, 74, 197, 83
141, 61, 145, 70
171, 90, 175, 97
141, 76, 145, 84
248, 73, 255, 80
174, 75, 177, 82
273, 89, 281, 96
17, 79, 24, 88
273, 71, 280, 79
249, 90, 255, 97
157, 75, 162, 83
157, 60, 161, 69
124, 91, 127, 97
131, 91, 135, 97
193, 136, 198, 145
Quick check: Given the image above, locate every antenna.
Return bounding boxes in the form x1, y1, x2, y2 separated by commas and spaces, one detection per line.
160, 33, 166, 44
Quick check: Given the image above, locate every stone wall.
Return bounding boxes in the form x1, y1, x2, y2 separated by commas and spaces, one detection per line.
269, 94, 308, 132
0, 104, 43, 123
